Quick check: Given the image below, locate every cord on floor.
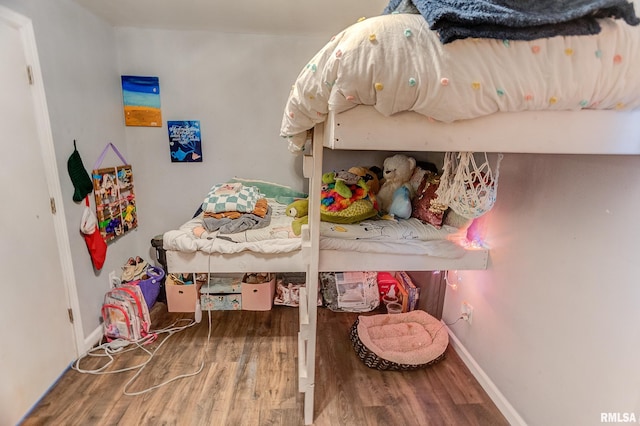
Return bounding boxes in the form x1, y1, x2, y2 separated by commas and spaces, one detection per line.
73, 318, 202, 395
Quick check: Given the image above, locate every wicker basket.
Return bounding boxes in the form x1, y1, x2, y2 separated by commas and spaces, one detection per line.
350, 318, 446, 371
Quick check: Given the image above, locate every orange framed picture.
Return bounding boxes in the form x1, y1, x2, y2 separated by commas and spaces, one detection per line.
121, 75, 162, 127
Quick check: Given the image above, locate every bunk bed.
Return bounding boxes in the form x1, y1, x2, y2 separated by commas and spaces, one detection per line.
278, 8, 640, 425
156, 4, 640, 424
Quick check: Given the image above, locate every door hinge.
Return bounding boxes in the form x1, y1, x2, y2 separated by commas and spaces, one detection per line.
67, 308, 74, 323
26, 65, 34, 85
50, 197, 56, 214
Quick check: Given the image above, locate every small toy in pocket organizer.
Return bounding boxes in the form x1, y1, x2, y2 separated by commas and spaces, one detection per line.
92, 143, 137, 242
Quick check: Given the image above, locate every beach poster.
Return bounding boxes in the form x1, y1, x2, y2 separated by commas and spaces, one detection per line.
121, 75, 162, 127
167, 120, 203, 162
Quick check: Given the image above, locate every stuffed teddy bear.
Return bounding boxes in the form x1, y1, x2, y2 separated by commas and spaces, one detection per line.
377, 154, 416, 214
286, 198, 309, 236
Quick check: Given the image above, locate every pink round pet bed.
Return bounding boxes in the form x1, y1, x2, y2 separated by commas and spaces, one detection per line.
350, 310, 449, 370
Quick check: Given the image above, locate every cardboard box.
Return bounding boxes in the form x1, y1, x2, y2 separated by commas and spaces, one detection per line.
395, 271, 420, 312
201, 293, 242, 311
406, 271, 446, 320
241, 273, 275, 311
395, 277, 410, 312
165, 274, 201, 312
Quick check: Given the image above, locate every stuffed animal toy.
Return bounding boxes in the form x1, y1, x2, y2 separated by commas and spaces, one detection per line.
377, 154, 416, 214
389, 186, 412, 219
322, 170, 368, 199
286, 198, 309, 236
408, 160, 439, 196
348, 166, 381, 194
320, 171, 377, 223
389, 185, 412, 219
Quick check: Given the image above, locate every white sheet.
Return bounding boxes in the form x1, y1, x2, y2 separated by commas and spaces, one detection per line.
281, 14, 640, 151
319, 218, 457, 241
163, 200, 466, 257
320, 238, 465, 257
163, 203, 301, 255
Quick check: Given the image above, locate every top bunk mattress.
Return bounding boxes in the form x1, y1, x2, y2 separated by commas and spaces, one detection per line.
280, 13, 640, 152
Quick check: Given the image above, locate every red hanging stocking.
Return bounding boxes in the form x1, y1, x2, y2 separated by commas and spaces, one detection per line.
81, 197, 107, 270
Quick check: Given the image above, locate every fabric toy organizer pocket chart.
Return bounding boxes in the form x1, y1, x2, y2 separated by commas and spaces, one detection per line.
92, 143, 137, 242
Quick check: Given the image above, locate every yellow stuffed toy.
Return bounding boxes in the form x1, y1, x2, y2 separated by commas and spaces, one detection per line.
348, 166, 381, 195
286, 199, 309, 236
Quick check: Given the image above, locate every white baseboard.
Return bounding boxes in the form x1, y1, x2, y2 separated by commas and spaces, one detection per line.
445, 325, 528, 426
83, 325, 104, 353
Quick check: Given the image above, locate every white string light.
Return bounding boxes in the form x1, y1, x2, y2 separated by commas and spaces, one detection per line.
444, 270, 462, 290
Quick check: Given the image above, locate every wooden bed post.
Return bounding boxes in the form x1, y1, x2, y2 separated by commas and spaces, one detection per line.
299, 124, 324, 425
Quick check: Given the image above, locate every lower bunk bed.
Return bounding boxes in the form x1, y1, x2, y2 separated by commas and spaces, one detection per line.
162, 201, 489, 275
161, 169, 490, 425
161, 173, 490, 277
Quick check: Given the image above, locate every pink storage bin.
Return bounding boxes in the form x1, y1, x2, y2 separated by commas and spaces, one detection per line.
241, 273, 276, 311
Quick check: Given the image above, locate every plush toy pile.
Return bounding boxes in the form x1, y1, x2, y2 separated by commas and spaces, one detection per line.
285, 154, 474, 236
376, 154, 463, 228
319, 170, 378, 224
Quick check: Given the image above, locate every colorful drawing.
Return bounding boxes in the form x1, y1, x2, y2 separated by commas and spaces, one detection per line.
121, 75, 162, 127
168, 120, 203, 162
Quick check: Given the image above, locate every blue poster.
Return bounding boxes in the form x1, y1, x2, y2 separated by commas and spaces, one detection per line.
167, 120, 202, 163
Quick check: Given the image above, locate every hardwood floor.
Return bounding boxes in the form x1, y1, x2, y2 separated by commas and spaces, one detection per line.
22, 303, 508, 426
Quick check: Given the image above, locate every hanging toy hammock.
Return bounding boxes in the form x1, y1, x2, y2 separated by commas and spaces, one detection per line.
435, 152, 504, 219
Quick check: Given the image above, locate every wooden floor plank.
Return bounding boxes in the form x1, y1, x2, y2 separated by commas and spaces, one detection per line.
22, 303, 508, 425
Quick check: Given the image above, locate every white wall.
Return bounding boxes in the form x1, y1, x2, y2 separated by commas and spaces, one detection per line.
114, 28, 324, 248
0, 0, 135, 339
443, 153, 640, 425
0, 0, 373, 343
0, 0, 397, 346
114, 28, 410, 257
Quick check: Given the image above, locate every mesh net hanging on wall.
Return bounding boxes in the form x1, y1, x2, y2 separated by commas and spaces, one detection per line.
436, 152, 504, 219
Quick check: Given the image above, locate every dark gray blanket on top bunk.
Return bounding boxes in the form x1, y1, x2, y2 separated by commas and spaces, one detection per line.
384, 0, 640, 43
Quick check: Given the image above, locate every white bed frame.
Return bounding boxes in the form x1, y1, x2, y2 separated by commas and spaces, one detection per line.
297, 106, 640, 425
165, 106, 640, 425
326, 106, 640, 154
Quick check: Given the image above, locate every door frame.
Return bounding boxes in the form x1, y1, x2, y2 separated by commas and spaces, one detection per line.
0, 5, 83, 356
